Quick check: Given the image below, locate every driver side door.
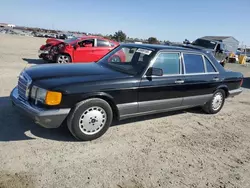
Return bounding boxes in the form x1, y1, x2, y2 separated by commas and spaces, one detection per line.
73, 39, 95, 62
138, 52, 185, 113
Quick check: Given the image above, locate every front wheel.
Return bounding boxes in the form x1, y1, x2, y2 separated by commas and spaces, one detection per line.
67, 98, 113, 141
57, 54, 71, 64
202, 89, 225, 114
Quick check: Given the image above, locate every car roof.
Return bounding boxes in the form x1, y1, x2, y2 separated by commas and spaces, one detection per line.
78, 35, 118, 44
120, 43, 206, 53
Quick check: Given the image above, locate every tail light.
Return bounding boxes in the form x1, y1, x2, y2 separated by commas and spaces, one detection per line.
240, 78, 243, 87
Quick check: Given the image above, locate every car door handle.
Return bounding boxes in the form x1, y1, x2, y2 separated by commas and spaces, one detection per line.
175, 80, 185, 84
213, 77, 220, 81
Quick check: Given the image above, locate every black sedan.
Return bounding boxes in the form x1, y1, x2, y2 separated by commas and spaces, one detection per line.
11, 43, 243, 141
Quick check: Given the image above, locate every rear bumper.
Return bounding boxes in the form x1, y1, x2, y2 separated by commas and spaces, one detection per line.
228, 88, 243, 97
10, 87, 70, 128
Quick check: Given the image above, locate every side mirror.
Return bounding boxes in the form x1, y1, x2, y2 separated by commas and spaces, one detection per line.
146, 67, 163, 76
129, 49, 135, 54
74, 44, 79, 49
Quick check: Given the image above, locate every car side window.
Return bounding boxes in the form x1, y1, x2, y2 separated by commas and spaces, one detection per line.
97, 39, 110, 47
153, 53, 180, 75
204, 57, 216, 73
183, 54, 205, 74
78, 39, 94, 47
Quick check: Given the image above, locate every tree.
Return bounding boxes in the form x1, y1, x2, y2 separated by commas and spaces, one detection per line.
113, 30, 127, 42
104, 34, 113, 40
148, 37, 159, 44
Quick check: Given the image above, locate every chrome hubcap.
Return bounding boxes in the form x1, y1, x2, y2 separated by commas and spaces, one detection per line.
212, 92, 223, 111
79, 107, 107, 135
58, 55, 69, 63
111, 56, 120, 62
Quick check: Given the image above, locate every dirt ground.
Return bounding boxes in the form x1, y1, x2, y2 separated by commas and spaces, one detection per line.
0, 34, 250, 188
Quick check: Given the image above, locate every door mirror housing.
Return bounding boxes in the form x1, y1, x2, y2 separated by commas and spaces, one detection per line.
146, 67, 163, 76
74, 44, 80, 49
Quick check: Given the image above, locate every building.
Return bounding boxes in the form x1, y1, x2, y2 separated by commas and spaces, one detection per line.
200, 36, 239, 53
0, 23, 16, 28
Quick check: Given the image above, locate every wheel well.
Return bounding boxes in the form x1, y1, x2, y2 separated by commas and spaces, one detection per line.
59, 52, 71, 58
219, 87, 229, 98
57, 53, 72, 62
84, 96, 119, 120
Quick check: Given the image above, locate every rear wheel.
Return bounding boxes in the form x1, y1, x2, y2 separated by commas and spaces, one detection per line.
110, 55, 121, 62
67, 98, 113, 141
202, 89, 225, 114
57, 54, 71, 64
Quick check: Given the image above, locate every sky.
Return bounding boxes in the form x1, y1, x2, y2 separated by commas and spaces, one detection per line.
0, 0, 250, 45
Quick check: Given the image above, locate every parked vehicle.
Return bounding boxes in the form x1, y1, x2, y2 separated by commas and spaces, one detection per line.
11, 43, 243, 141
246, 53, 250, 62
38, 36, 121, 63
185, 37, 239, 67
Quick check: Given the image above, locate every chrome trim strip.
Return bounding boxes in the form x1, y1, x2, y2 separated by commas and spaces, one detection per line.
143, 51, 182, 77
119, 104, 196, 120
228, 88, 243, 97
139, 97, 182, 113
184, 72, 219, 76
202, 55, 207, 73
142, 50, 221, 78
117, 94, 214, 118
203, 54, 219, 73
117, 102, 138, 116
181, 52, 186, 74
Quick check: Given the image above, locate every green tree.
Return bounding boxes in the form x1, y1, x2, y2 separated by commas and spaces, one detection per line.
148, 37, 159, 44
113, 30, 127, 42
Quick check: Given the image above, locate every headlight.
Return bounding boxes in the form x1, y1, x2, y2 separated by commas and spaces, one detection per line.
31, 86, 62, 105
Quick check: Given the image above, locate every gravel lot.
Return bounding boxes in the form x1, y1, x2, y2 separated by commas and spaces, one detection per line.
0, 34, 250, 188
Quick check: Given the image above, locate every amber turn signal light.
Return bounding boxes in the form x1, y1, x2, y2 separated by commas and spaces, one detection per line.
45, 91, 62, 105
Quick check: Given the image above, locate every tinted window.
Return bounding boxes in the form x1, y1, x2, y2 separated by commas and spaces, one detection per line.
204, 57, 216, 72
78, 39, 94, 47
153, 53, 180, 75
183, 54, 205, 74
97, 39, 110, 47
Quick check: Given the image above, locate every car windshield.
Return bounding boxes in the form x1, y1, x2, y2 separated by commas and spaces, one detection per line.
192, 39, 217, 49
97, 46, 155, 75
64, 37, 79, 43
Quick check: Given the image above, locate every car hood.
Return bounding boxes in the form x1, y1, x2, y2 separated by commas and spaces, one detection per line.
24, 63, 130, 90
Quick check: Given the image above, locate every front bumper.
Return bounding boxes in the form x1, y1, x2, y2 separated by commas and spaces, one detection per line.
10, 87, 70, 128
228, 88, 243, 97
38, 49, 49, 54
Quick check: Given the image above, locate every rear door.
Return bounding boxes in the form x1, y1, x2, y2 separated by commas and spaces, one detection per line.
73, 39, 95, 62
92, 39, 113, 61
138, 52, 185, 113
181, 52, 221, 106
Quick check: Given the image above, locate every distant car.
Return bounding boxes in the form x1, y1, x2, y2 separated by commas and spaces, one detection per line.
186, 38, 231, 67
245, 52, 250, 62
11, 43, 243, 141
38, 36, 122, 63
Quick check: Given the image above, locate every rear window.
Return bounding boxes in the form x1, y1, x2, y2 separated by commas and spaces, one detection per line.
97, 39, 110, 47
183, 54, 205, 74
204, 57, 216, 73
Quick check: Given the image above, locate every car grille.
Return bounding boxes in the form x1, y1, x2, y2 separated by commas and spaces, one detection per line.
18, 71, 32, 100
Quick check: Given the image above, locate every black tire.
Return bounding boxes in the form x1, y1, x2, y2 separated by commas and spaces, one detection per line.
67, 98, 113, 141
56, 54, 71, 64
202, 89, 225, 114
110, 55, 121, 62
